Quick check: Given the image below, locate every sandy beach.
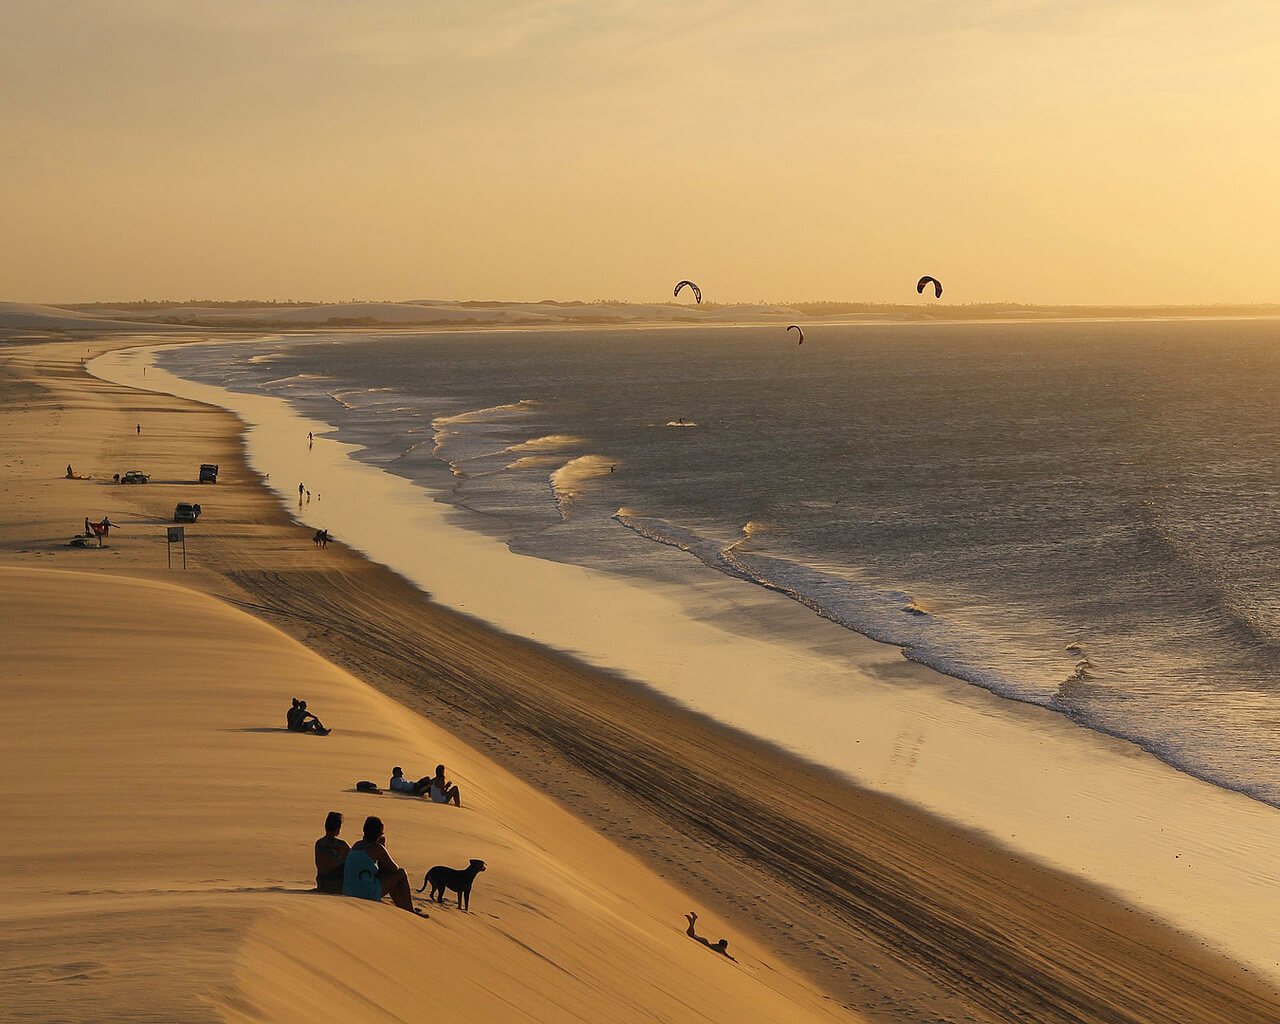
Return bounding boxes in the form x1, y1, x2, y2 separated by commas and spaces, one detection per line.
5, 330, 1280, 1023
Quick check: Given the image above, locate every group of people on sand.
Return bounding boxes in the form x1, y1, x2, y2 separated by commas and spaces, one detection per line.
287, 697, 330, 735
295, 707, 736, 956
315, 812, 421, 914
390, 765, 461, 805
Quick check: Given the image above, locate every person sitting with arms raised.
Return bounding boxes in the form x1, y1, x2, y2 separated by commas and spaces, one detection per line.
428, 764, 461, 807
342, 815, 420, 914
389, 766, 431, 796
314, 811, 349, 894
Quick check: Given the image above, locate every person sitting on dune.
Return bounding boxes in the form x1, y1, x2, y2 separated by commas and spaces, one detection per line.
389, 766, 431, 796
287, 698, 330, 735
314, 811, 349, 894
428, 764, 461, 807
684, 912, 737, 961
342, 815, 420, 914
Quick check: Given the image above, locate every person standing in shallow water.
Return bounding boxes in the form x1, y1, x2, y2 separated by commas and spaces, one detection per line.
298, 482, 304, 504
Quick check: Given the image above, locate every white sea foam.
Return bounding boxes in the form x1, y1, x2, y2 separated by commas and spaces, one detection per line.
549, 455, 615, 520
433, 399, 539, 426
506, 454, 562, 471
616, 510, 1055, 705
505, 434, 584, 453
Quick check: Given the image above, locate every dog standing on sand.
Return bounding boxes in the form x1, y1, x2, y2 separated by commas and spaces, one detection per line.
417, 859, 486, 910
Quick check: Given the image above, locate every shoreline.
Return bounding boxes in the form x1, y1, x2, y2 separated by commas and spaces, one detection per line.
93, 333, 1280, 984
7, 331, 1280, 1020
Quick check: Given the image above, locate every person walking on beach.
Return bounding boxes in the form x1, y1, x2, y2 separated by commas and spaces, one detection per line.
298, 482, 304, 504
684, 912, 736, 961
309, 431, 314, 449
342, 815, 421, 914
136, 423, 141, 435
315, 811, 349, 894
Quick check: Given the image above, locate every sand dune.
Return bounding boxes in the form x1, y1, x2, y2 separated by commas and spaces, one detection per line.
0, 300, 164, 331
31, 299, 805, 328
0, 564, 846, 1021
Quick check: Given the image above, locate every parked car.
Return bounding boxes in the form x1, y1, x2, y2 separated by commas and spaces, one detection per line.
120, 470, 150, 484
173, 502, 202, 522
199, 464, 219, 483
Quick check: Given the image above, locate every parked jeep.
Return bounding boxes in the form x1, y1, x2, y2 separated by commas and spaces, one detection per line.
173, 502, 202, 523
120, 470, 150, 484
199, 464, 219, 483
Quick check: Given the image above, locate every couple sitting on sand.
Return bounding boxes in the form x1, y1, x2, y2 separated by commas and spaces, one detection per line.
315, 812, 421, 914
287, 698, 330, 735
389, 764, 461, 806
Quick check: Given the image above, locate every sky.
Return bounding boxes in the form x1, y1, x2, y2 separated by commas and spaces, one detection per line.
2, 0, 1278, 305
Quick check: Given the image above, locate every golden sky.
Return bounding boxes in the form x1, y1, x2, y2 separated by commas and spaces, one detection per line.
2, 1, 1277, 304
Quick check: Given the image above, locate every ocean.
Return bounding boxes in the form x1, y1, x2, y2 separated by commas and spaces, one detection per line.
156, 318, 1280, 808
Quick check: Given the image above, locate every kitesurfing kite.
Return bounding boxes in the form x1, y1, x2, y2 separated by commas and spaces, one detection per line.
674, 280, 702, 304
916, 276, 943, 299
787, 324, 804, 345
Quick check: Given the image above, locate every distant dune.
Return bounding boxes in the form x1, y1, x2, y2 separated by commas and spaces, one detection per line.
7, 298, 1279, 333
0, 301, 168, 331
44, 299, 806, 328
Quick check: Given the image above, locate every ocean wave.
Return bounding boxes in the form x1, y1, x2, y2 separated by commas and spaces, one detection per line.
549, 455, 615, 520
428, 401, 542, 468
505, 434, 585, 453
612, 511, 751, 578
259, 373, 332, 390
433, 399, 539, 427
506, 454, 563, 471
613, 511, 1062, 705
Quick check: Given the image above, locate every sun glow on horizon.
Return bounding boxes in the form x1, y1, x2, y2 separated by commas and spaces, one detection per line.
2, 1, 1278, 305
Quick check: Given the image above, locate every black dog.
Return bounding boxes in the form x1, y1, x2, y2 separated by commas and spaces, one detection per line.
417, 859, 486, 911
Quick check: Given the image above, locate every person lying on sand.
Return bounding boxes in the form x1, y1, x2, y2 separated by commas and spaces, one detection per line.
428, 764, 461, 807
342, 815, 421, 914
287, 698, 330, 735
314, 811, 349, 894
685, 912, 737, 961
389, 766, 432, 796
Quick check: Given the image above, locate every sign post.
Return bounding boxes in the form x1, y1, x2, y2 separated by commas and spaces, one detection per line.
167, 526, 186, 569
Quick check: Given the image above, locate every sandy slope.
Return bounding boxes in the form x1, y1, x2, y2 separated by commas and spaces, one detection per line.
0, 565, 845, 1023
0, 301, 170, 331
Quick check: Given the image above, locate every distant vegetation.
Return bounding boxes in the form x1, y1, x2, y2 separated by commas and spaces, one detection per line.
46, 298, 1280, 326
58, 299, 316, 311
